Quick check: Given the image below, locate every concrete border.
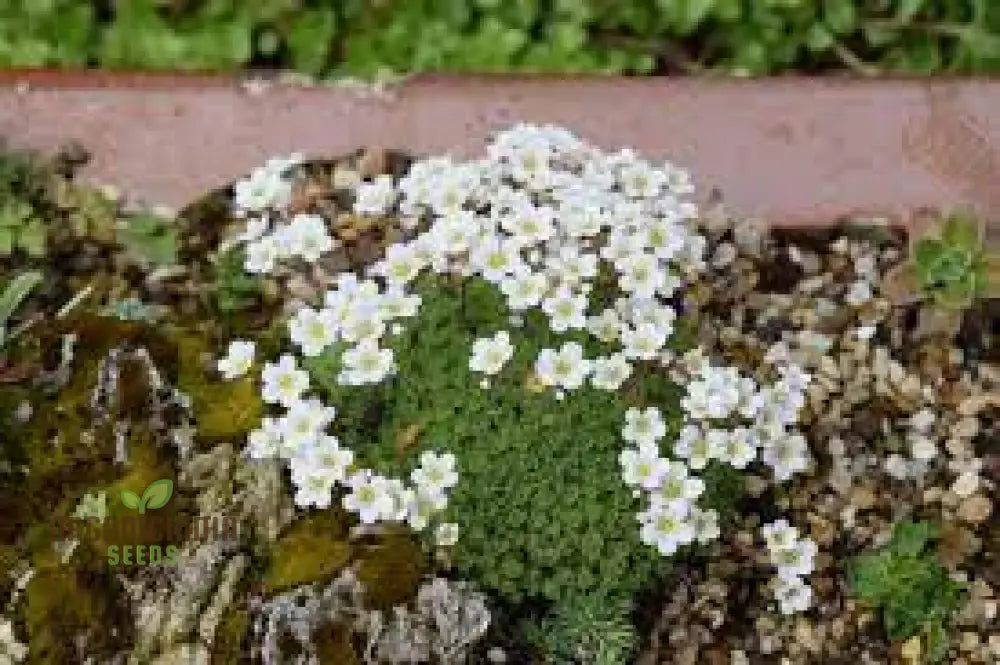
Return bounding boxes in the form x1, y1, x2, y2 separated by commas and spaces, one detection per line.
1, 71, 998, 228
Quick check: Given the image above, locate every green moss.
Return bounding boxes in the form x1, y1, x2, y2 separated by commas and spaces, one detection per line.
211, 607, 251, 665
265, 512, 352, 594
313, 621, 361, 665
355, 530, 426, 611
190, 376, 264, 441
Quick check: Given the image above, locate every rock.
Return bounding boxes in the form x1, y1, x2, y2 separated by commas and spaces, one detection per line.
957, 495, 992, 524
901, 636, 922, 664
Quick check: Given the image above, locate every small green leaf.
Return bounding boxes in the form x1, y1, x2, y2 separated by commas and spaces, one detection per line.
914, 238, 945, 271
897, 0, 925, 23
139, 478, 173, 512
120, 490, 141, 511
17, 218, 46, 257
889, 521, 934, 556
940, 214, 982, 253
823, 0, 857, 35
924, 619, 949, 662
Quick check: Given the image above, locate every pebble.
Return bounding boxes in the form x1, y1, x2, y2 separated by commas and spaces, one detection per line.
957, 495, 992, 524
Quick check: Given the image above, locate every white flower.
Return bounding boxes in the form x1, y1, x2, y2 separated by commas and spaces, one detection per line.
761, 432, 810, 481
338, 338, 396, 386
295, 434, 354, 484
543, 246, 598, 285
620, 445, 669, 490
411, 451, 459, 495
620, 323, 669, 361
541, 287, 588, 332
244, 235, 281, 274
234, 166, 291, 213
285, 213, 335, 262
288, 307, 339, 357
761, 519, 799, 552
622, 407, 667, 447
500, 204, 556, 244
774, 576, 813, 614
534, 342, 591, 390
470, 236, 524, 283
343, 472, 396, 524
682, 366, 742, 420
291, 465, 337, 508
373, 243, 425, 286
278, 398, 336, 455
718, 427, 758, 469
216, 340, 256, 380
673, 423, 713, 471
261, 354, 310, 407
640, 218, 687, 260
690, 507, 720, 543
435, 522, 460, 547
650, 460, 704, 508
339, 299, 387, 344
772, 538, 817, 580
378, 286, 421, 320
469, 331, 515, 375
355, 175, 398, 215
238, 217, 269, 242
638, 502, 695, 556
619, 160, 665, 199
404, 487, 448, 531
499, 268, 548, 311
247, 417, 285, 459
587, 308, 623, 344
590, 354, 633, 391
616, 253, 665, 299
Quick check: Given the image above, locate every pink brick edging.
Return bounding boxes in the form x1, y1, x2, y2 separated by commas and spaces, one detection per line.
1, 72, 998, 228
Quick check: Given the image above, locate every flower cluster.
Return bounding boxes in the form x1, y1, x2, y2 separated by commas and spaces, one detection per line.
230, 154, 342, 274
228, 124, 810, 556
674, 351, 813, 482
762, 519, 816, 614
619, 406, 719, 555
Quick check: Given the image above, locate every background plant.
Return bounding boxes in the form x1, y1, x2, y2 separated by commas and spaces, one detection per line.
1, 1, 999, 76
847, 521, 964, 662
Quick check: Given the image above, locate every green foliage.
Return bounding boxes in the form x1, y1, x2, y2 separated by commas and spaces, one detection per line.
211, 247, 264, 314
912, 213, 994, 308
0, 270, 43, 348
847, 521, 963, 662
115, 212, 178, 266
525, 595, 638, 665
303, 273, 712, 615
2, 1, 1000, 75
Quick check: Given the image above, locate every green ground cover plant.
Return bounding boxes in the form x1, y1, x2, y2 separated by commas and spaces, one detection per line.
848, 521, 965, 662
1, 0, 999, 76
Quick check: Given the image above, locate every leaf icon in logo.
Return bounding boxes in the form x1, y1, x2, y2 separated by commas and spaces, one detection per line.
139, 479, 173, 513
120, 479, 173, 514
120, 490, 141, 511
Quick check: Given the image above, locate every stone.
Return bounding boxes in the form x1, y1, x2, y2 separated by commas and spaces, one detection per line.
957, 495, 992, 524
